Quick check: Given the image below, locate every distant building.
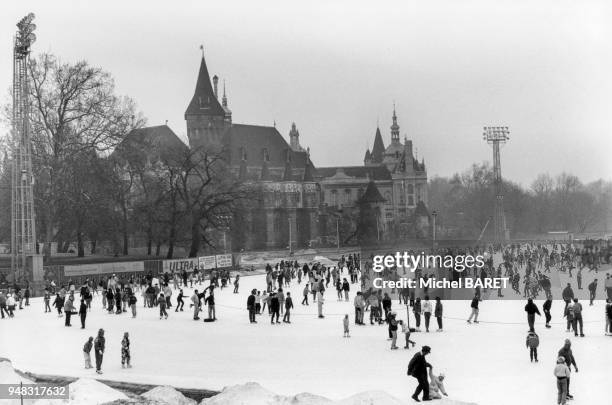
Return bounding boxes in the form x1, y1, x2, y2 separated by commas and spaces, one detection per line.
116, 48, 430, 251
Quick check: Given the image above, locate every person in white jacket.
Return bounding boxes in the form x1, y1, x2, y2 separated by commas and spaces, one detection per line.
6, 294, 16, 318
554, 356, 571, 405
428, 369, 448, 399
317, 290, 325, 318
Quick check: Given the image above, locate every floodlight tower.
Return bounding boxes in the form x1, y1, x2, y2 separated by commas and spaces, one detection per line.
482, 126, 510, 243
11, 13, 38, 285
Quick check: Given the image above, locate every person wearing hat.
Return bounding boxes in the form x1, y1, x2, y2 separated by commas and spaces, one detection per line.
247, 289, 257, 323
554, 356, 571, 405
407, 345, 433, 401
557, 339, 578, 400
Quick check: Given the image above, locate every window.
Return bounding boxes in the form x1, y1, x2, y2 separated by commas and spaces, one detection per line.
330, 190, 338, 207
262, 148, 270, 162
407, 184, 415, 206
344, 189, 351, 205
384, 191, 392, 205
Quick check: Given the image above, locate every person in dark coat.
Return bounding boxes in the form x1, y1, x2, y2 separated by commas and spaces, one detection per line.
78, 299, 88, 329
106, 288, 114, 313
270, 292, 280, 324
543, 298, 552, 328
283, 292, 294, 323
524, 298, 541, 331
408, 345, 432, 402
94, 328, 105, 374
562, 283, 574, 310
247, 289, 257, 323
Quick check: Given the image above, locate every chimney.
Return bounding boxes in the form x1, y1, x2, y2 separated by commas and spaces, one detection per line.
212, 75, 219, 99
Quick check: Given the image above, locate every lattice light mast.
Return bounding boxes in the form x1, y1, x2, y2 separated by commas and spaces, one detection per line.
11, 13, 37, 284
482, 126, 510, 243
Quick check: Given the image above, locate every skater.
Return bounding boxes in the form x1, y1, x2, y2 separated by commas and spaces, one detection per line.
129, 294, 137, 317
554, 356, 571, 405
400, 320, 416, 349
94, 329, 105, 374
121, 332, 131, 368
175, 289, 185, 312
389, 312, 399, 349
64, 296, 76, 327
283, 292, 293, 323
562, 283, 574, 311
247, 289, 257, 323
204, 291, 216, 321
343, 314, 350, 337
233, 275, 240, 294
467, 294, 479, 324
191, 290, 200, 320
526, 329, 539, 362
606, 298, 612, 335
524, 298, 541, 332
158, 293, 168, 319
0, 292, 6, 319
434, 297, 443, 331
571, 298, 584, 337
43, 289, 51, 313
53, 293, 63, 317
255, 291, 262, 314
543, 298, 552, 328
428, 369, 448, 399
78, 299, 88, 329
407, 345, 432, 402
301, 284, 309, 305
557, 339, 578, 400
83, 336, 94, 369
413, 297, 422, 331
588, 279, 598, 306
270, 292, 280, 324
6, 294, 15, 318
564, 300, 575, 333
342, 278, 350, 301
317, 289, 325, 318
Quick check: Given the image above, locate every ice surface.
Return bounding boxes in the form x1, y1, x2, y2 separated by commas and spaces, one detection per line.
1, 266, 609, 405
142, 385, 196, 405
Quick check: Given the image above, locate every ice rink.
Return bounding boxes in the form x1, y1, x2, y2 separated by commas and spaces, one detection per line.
1, 269, 610, 405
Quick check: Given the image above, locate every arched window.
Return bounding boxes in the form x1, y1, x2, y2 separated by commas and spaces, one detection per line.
344, 189, 351, 205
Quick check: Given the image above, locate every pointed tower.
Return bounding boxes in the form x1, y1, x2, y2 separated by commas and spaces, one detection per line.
221, 80, 232, 123
390, 104, 400, 145
369, 127, 385, 164
363, 149, 371, 165
185, 46, 229, 147
289, 122, 303, 151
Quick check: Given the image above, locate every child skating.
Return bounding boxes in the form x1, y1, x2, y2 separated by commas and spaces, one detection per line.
121, 332, 132, 368
83, 336, 93, 369
343, 314, 350, 337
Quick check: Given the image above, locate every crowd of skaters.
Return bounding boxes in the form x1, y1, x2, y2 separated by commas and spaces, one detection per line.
1, 241, 611, 403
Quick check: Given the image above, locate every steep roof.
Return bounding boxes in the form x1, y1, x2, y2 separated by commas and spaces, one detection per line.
370, 127, 385, 163
113, 125, 188, 162
222, 124, 312, 170
364, 149, 371, 162
359, 181, 386, 203
315, 165, 392, 181
184, 55, 226, 118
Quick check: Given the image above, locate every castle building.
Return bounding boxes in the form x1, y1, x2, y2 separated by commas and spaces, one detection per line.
316, 106, 430, 239
117, 48, 430, 251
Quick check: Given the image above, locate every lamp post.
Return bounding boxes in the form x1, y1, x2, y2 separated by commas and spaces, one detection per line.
288, 217, 292, 255
336, 217, 340, 251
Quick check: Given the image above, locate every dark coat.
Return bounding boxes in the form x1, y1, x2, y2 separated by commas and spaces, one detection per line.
407, 352, 431, 377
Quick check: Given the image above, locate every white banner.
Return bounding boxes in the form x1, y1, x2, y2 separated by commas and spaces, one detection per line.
215, 254, 233, 268
198, 256, 216, 270
64, 261, 144, 277
163, 258, 199, 273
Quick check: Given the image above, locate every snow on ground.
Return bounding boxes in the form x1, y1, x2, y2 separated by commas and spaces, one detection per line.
142, 385, 196, 405
32, 378, 127, 405
1, 266, 610, 405
0, 359, 35, 405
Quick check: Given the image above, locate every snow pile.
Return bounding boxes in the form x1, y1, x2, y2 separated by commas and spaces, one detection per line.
142, 385, 196, 405
0, 359, 34, 384
200, 382, 277, 405
34, 378, 127, 405
336, 391, 405, 405
275, 392, 332, 405
0, 359, 36, 405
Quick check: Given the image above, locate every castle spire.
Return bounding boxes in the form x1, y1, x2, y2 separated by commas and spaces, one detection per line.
185, 45, 225, 119
222, 79, 228, 107
390, 103, 400, 144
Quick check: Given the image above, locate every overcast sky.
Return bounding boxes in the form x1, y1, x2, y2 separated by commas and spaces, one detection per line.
2, 0, 611, 186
